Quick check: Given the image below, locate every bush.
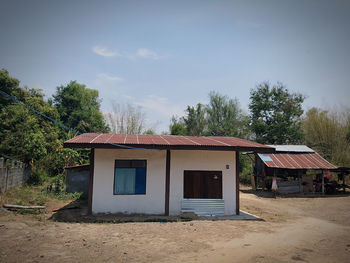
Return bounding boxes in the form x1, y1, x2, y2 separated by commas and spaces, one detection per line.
239, 153, 253, 185
45, 173, 83, 200
240, 173, 252, 185
28, 169, 48, 185
46, 173, 65, 194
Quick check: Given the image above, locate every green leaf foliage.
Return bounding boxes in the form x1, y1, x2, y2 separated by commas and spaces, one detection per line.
170, 116, 187, 136
206, 92, 249, 138
249, 82, 305, 144
0, 70, 95, 179
53, 81, 109, 136
0, 69, 20, 107
0, 72, 60, 163
302, 107, 350, 166
184, 103, 207, 136
170, 92, 249, 138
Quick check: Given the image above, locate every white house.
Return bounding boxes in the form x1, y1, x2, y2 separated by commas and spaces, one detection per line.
64, 133, 273, 216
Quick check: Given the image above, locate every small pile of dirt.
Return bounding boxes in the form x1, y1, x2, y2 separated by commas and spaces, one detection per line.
180, 212, 198, 220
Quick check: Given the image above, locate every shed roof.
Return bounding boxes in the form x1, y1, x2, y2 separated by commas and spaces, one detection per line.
267, 145, 314, 153
257, 153, 337, 170
64, 133, 274, 152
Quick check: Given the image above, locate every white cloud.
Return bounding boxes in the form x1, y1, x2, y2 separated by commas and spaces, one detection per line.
136, 48, 165, 60
91, 46, 168, 60
92, 46, 119, 57
97, 73, 123, 82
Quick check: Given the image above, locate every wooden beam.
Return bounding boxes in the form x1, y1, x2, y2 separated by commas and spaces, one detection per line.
3, 204, 45, 210
165, 150, 171, 216
88, 148, 95, 215
236, 151, 240, 215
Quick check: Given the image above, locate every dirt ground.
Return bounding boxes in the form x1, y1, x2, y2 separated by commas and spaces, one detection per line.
1, 189, 350, 263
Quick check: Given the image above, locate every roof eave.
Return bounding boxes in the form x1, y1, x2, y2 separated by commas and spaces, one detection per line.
63, 142, 275, 153
264, 166, 338, 170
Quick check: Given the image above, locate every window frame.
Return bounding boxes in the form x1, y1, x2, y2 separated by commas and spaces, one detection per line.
113, 159, 147, 195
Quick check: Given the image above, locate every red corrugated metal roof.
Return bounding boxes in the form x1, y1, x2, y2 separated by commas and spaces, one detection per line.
258, 153, 337, 170
64, 133, 274, 152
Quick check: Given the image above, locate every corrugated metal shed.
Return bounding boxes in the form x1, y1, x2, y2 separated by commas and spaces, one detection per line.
267, 145, 315, 153
64, 133, 274, 152
258, 153, 337, 170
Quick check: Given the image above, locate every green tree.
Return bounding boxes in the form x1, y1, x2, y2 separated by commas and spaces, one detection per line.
0, 69, 21, 107
0, 85, 60, 163
302, 107, 350, 166
206, 92, 249, 137
170, 116, 187, 135
183, 103, 207, 136
52, 81, 109, 136
0, 70, 86, 180
249, 82, 305, 144
169, 92, 249, 138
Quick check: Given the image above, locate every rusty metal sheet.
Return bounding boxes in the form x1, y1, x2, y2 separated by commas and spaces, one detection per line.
65, 133, 274, 150
258, 153, 337, 169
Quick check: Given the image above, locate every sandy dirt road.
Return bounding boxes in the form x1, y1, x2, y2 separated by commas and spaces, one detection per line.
1, 191, 350, 263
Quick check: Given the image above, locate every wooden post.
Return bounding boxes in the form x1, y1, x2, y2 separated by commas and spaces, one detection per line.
321, 170, 325, 195
343, 172, 346, 193
164, 149, 171, 216
254, 153, 258, 191
88, 148, 95, 215
262, 164, 265, 190
236, 151, 240, 215
298, 171, 302, 193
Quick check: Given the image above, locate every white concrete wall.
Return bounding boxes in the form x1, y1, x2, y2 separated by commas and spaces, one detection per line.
169, 150, 236, 215
92, 149, 237, 215
92, 149, 166, 214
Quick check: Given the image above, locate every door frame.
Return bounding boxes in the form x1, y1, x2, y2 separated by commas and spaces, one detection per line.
183, 170, 223, 199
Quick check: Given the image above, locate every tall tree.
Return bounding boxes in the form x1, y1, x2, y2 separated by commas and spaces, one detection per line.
52, 81, 109, 136
169, 92, 248, 138
105, 102, 146, 134
169, 116, 187, 136
183, 103, 207, 136
303, 107, 350, 166
0, 69, 21, 107
249, 82, 305, 144
206, 91, 248, 137
0, 70, 60, 163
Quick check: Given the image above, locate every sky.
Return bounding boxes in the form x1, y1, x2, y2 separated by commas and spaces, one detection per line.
1, 0, 350, 133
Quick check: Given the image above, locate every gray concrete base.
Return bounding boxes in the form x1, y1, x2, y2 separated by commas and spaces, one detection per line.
198, 210, 263, 221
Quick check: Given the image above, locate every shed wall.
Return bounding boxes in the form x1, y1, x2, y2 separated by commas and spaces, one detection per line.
65, 165, 90, 196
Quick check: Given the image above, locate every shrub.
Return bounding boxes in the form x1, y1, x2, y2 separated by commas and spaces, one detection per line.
28, 169, 48, 185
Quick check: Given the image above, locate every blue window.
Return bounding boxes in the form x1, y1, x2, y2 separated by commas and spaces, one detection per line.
114, 160, 146, 195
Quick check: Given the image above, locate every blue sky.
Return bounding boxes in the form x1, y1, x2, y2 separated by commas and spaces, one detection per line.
1, 0, 350, 132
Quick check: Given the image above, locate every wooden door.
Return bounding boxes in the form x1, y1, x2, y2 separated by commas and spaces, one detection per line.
184, 170, 222, 199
